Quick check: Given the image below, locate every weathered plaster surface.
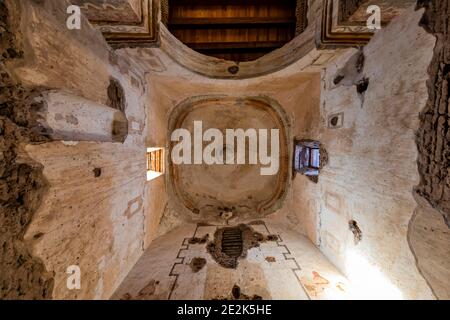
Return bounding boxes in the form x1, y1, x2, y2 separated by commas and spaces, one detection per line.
0, 0, 54, 300
112, 220, 352, 300
35, 90, 128, 143
140, 65, 321, 230
2, 0, 447, 301
71, 0, 141, 23
167, 96, 291, 222
156, 0, 323, 79
0, 0, 160, 299
408, 0, 450, 299
349, 0, 417, 22
409, 195, 450, 299
294, 6, 437, 299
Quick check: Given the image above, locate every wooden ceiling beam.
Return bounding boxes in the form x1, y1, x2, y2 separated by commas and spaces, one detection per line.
170, 0, 296, 5
168, 17, 296, 28
167, 0, 298, 61
185, 41, 285, 50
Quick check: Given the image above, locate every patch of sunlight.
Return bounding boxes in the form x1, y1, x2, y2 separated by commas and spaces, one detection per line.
147, 170, 164, 181
345, 250, 403, 300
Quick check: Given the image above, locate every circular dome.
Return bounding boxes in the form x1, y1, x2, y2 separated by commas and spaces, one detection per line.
167, 95, 291, 222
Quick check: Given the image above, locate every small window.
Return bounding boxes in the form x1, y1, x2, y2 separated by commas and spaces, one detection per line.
294, 140, 321, 177
146, 147, 164, 181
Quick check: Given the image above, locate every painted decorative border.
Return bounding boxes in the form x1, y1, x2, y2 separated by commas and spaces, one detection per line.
167, 222, 311, 300
78, 1, 143, 24
90, 0, 160, 47
318, 0, 374, 48
166, 95, 292, 221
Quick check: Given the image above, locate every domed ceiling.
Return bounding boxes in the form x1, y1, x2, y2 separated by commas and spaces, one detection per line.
168, 96, 291, 221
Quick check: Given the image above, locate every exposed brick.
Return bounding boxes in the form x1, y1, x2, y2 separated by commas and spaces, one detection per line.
0, 0, 54, 299
416, 0, 450, 227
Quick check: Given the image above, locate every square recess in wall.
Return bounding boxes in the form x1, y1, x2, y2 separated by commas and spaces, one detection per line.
328, 112, 344, 129
146, 147, 164, 181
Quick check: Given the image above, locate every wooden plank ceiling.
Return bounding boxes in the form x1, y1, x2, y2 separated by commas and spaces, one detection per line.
166, 0, 299, 62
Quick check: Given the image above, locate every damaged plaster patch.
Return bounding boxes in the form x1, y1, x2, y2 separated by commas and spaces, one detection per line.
213, 284, 262, 300
107, 78, 128, 142
348, 220, 362, 244
119, 280, 160, 300
408, 0, 450, 300
356, 77, 369, 95
328, 112, 344, 129
0, 1, 54, 299
107, 78, 126, 112
189, 257, 207, 273
93, 167, 102, 177
415, 0, 450, 228
227, 65, 239, 75
333, 49, 365, 86
333, 49, 369, 107
207, 224, 278, 269
188, 233, 209, 244
137, 280, 159, 298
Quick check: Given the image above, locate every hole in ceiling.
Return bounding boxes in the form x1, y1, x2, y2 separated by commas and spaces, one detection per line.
330, 116, 339, 127
227, 65, 239, 74
221, 227, 243, 258
207, 224, 279, 269
356, 77, 369, 94
93, 168, 102, 177
349, 220, 363, 244
328, 112, 344, 129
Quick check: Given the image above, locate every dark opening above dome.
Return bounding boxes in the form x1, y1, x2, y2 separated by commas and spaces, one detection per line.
165, 0, 307, 62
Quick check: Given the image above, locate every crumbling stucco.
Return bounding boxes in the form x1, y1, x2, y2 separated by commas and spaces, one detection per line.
408, 0, 450, 300
415, 0, 450, 227
0, 0, 54, 299
2, 0, 448, 301
207, 224, 263, 269
1, 0, 155, 300
295, 5, 437, 299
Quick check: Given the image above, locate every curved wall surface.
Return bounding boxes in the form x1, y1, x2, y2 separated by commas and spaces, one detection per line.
167, 95, 291, 222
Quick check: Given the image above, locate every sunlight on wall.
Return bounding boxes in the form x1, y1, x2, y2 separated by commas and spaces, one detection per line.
344, 250, 403, 300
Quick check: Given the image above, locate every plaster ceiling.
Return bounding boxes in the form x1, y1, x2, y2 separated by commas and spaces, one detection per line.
168, 96, 290, 221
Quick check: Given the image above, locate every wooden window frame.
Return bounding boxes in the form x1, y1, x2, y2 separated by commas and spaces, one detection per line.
146, 147, 165, 181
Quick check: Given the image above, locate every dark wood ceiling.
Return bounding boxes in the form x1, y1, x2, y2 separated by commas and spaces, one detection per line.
166, 0, 300, 62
